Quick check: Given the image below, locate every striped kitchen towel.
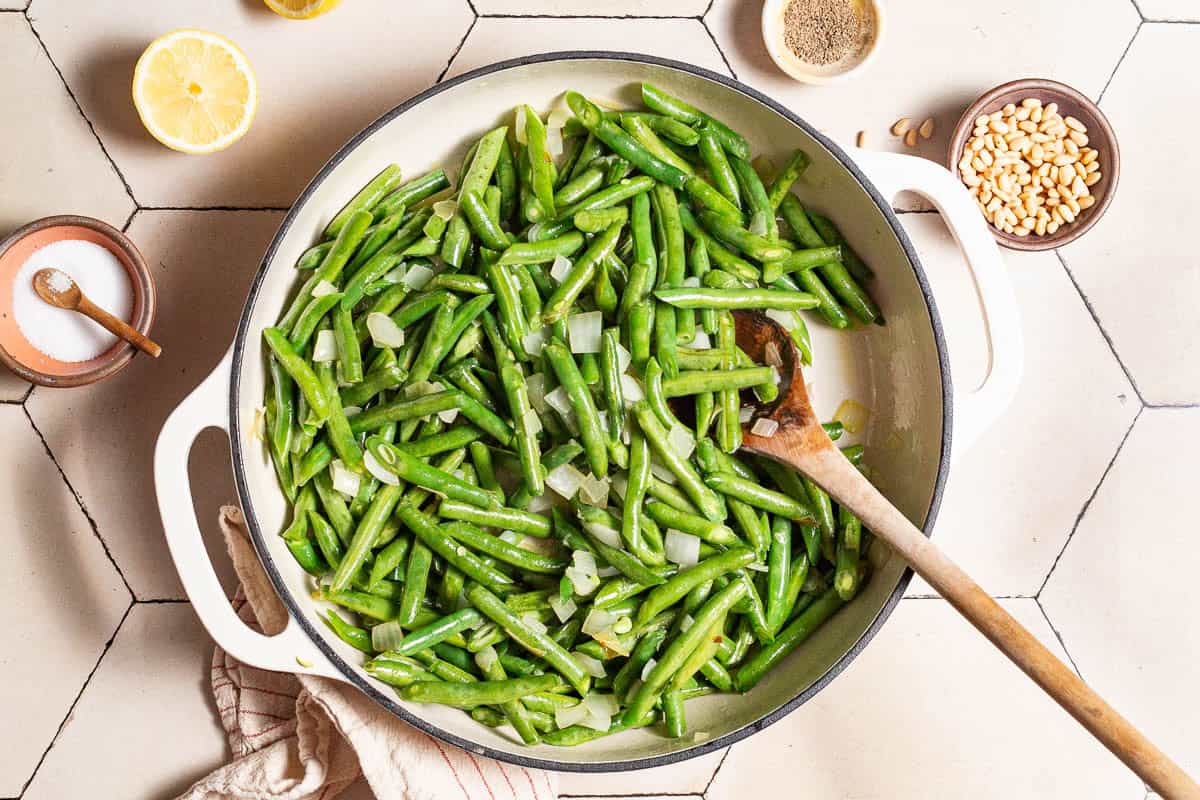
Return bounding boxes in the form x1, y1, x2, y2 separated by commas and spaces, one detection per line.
177, 505, 558, 800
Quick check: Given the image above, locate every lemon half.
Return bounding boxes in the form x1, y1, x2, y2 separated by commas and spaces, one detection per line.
263, 0, 342, 19
132, 29, 258, 155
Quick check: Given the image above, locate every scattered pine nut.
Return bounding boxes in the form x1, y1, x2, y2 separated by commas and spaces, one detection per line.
856, 130, 867, 147
904, 129, 917, 147
891, 117, 911, 136
919, 118, 935, 139
956, 96, 1103, 237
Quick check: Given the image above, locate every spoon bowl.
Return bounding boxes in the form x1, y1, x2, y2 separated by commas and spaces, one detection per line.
730, 309, 1197, 797
32, 266, 162, 359
33, 268, 84, 309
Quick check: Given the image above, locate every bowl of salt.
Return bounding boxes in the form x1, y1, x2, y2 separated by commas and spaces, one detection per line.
0, 215, 156, 387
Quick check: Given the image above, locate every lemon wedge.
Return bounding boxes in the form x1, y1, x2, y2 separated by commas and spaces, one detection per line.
263, 0, 342, 19
132, 29, 258, 155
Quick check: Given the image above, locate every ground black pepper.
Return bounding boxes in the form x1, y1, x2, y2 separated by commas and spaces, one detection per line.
782, 0, 861, 65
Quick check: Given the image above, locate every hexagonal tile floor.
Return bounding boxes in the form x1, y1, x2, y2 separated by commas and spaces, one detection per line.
0, 2, 1195, 798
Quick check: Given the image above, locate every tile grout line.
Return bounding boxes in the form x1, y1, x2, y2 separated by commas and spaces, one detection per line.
137, 205, 291, 212
1053, 250, 1147, 406
703, 746, 732, 795
559, 794, 703, 798
1096, 20, 1142, 104
1140, 17, 1200, 24
21, 403, 136, 599
700, 17, 736, 80
1127, 0, 1145, 20
1033, 596, 1085, 677
436, 13, 478, 84
21, 7, 140, 210
477, 13, 709, 19
16, 599, 135, 798
1036, 405, 1143, 598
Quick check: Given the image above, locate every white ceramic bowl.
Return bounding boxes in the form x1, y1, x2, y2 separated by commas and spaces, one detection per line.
761, 0, 884, 85
155, 53, 1020, 773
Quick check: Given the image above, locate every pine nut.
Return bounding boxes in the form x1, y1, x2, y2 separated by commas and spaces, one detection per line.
1085, 171, 1101, 186
1047, 221, 1060, 234
904, 129, 918, 147
1064, 116, 1087, 133
1035, 217, 1048, 235
1081, 149, 1098, 165
891, 118, 911, 136
1045, 102, 1058, 117
919, 118, 935, 139
989, 119, 1010, 134
1022, 97, 1042, 109
1060, 205, 1076, 223
857, 130, 867, 147
1069, 131, 1089, 147
975, 114, 990, 127
1078, 195, 1095, 209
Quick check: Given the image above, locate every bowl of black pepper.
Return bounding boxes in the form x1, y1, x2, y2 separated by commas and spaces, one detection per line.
761, 0, 883, 84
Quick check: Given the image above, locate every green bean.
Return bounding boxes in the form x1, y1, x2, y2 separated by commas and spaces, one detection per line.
369, 535, 411, 587
697, 126, 741, 210
322, 610, 372, 654
401, 673, 559, 708
280, 209, 374, 332
676, 204, 759, 282
703, 472, 816, 525
286, 292, 342, 351
541, 222, 623, 325
632, 403, 724, 521
635, 546, 754, 628
625, 579, 746, 723
660, 367, 774, 398
339, 362, 405, 409
543, 710, 657, 746
345, 208, 405, 277
555, 166, 604, 208
522, 106, 556, 218
460, 190, 512, 251
386, 607, 484, 656
598, 328, 626, 448
780, 195, 881, 325
730, 155, 778, 241
641, 83, 750, 160
439, 499, 551, 537
499, 232, 586, 266
400, 506, 518, 595
368, 439, 497, 509
467, 583, 590, 694
396, 427, 483, 460
443, 521, 565, 574
834, 505, 863, 600
263, 328, 329, 424
295, 240, 333, 270
809, 211, 874, 281
375, 169, 451, 221
622, 113, 693, 175
542, 341, 608, 477
766, 149, 810, 210
398, 538, 433, 626
325, 164, 403, 238
697, 210, 790, 263
574, 205, 627, 233
774, 245, 843, 275
655, 286, 819, 311
568, 92, 687, 190
662, 688, 686, 737
735, 586, 846, 691
494, 139, 518, 223
644, 501, 738, 546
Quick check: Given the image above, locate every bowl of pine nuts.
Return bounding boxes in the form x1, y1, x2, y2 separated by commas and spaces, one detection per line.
948, 78, 1119, 251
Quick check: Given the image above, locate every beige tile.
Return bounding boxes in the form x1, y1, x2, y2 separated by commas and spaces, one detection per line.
707, 598, 1142, 799
705, 0, 1138, 209
0, 14, 133, 235
0, 366, 30, 402
0, 405, 129, 796
896, 214, 1137, 597
23, 603, 228, 799
473, 0, 707, 13
446, 17, 730, 80
26, 210, 283, 599
1135, 1, 1200, 20
1042, 408, 1200, 779
1062, 25, 1200, 405
558, 746, 724, 796
0, 2, 26, 9
27, 0, 473, 207
566, 796, 702, 800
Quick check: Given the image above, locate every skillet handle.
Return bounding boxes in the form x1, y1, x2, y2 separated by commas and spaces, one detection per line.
851, 149, 1023, 459
154, 348, 343, 680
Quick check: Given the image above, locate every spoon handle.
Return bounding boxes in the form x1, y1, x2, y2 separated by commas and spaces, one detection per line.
803, 448, 1199, 798
76, 296, 162, 358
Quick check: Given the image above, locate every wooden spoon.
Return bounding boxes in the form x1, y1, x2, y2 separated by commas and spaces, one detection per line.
732, 310, 1199, 798
33, 268, 161, 358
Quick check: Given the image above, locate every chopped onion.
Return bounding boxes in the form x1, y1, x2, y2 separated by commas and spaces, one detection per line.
582, 608, 618, 637
746, 562, 769, 572
765, 308, 798, 331
567, 311, 603, 354
382, 264, 406, 284
572, 652, 607, 678
597, 565, 620, 578
499, 532, 523, 547
522, 327, 547, 357
363, 450, 400, 486
342, 405, 362, 417
520, 612, 549, 635
667, 424, 695, 460
432, 199, 457, 220
555, 702, 589, 729
620, 374, 645, 406
474, 645, 499, 672
527, 491, 557, 513
547, 462, 586, 499
641, 658, 658, 681
401, 263, 435, 290
584, 692, 619, 718
690, 330, 712, 350
437, 407, 460, 424
549, 594, 578, 623
770, 366, 782, 386
312, 329, 338, 362
650, 459, 678, 485
834, 398, 871, 434
681, 276, 701, 288
519, 536, 558, 557
614, 341, 632, 374
578, 473, 610, 507
680, 613, 695, 633
573, 550, 598, 575
749, 210, 770, 236
550, 254, 572, 283
311, 279, 338, 298
665, 529, 700, 567
751, 418, 779, 437
609, 473, 628, 500
370, 619, 405, 653
544, 386, 578, 433
330, 459, 361, 498
613, 616, 632, 634
547, 106, 572, 129
403, 380, 443, 398
545, 125, 564, 158
519, 409, 541, 438
252, 405, 266, 442
366, 312, 405, 348
514, 105, 528, 144
584, 520, 622, 549
565, 566, 599, 596
764, 340, 782, 368
752, 154, 777, 182
526, 372, 548, 413
739, 406, 755, 424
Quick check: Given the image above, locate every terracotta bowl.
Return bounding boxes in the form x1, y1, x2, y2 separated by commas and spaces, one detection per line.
947, 78, 1120, 251
0, 215, 156, 387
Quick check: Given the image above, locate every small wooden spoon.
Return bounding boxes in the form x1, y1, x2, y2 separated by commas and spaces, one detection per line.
33, 268, 161, 358
732, 310, 1199, 798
